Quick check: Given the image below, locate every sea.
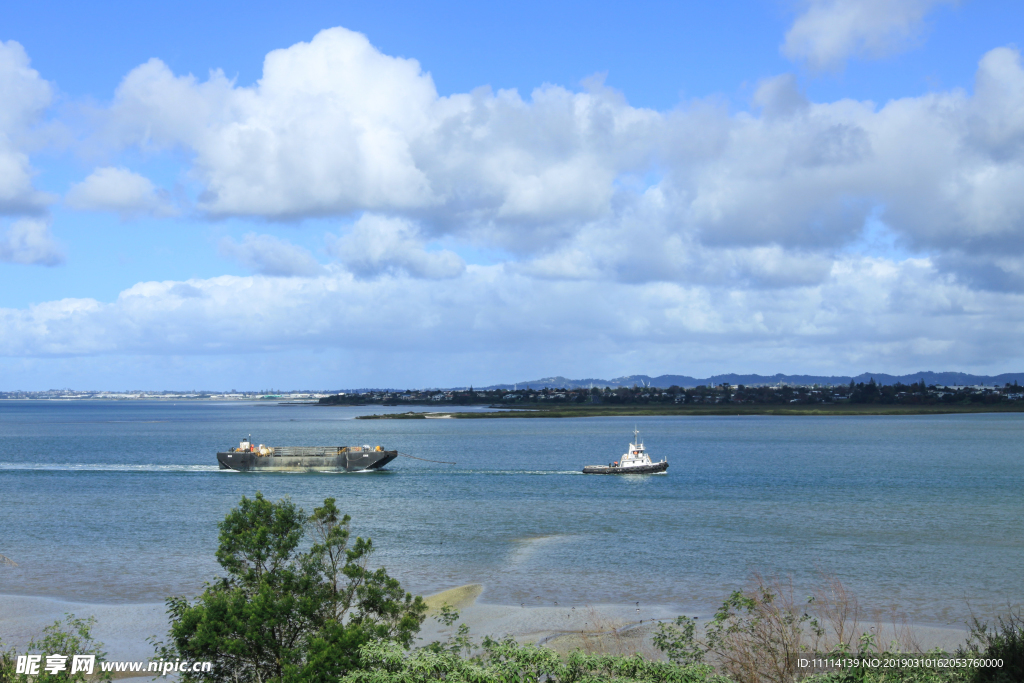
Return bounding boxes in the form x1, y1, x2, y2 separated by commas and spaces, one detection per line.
1, 400, 1022, 628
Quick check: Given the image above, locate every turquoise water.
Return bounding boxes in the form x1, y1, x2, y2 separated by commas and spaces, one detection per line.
0, 401, 1021, 625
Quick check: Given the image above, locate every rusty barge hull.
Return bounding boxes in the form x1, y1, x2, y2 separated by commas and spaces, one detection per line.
217, 450, 398, 473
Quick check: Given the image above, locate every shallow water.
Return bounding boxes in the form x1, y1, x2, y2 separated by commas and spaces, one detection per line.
0, 400, 1021, 626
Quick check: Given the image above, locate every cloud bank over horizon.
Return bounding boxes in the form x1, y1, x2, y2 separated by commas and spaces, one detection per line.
2, 8, 1024, 388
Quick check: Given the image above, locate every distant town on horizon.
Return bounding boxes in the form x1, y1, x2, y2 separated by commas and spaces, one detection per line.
4, 370, 1024, 399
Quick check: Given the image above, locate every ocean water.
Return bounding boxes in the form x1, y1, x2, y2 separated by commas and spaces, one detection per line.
0, 400, 1021, 626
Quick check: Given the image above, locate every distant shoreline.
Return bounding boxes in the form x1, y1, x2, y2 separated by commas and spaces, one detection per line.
357, 404, 1024, 419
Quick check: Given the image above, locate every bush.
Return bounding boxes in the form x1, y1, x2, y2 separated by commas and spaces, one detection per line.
957, 609, 1024, 683
702, 580, 821, 683
0, 615, 112, 683
153, 493, 426, 683
343, 636, 726, 683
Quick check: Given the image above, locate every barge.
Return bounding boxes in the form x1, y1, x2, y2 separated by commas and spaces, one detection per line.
217, 436, 398, 473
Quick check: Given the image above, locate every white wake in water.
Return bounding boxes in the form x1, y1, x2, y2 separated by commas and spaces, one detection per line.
1, 464, 584, 474
441, 469, 584, 475
0, 463, 222, 472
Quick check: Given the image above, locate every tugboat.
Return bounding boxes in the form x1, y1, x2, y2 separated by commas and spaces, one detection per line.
582, 428, 668, 474
217, 436, 398, 473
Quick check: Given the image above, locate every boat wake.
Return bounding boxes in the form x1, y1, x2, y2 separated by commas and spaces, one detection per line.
0, 463, 222, 473
440, 469, 583, 475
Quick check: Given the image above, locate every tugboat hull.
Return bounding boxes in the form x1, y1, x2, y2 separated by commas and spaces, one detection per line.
582, 461, 668, 475
217, 450, 398, 473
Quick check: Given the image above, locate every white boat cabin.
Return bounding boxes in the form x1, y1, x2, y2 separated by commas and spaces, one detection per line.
617, 428, 656, 468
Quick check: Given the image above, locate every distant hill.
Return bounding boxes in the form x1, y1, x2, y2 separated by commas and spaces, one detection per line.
482, 371, 1024, 390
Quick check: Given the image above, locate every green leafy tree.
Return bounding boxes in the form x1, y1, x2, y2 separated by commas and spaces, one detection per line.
653, 616, 706, 667
154, 493, 426, 683
1, 615, 112, 683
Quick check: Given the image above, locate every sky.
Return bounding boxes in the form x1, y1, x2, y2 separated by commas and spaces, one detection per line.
2, 0, 1024, 390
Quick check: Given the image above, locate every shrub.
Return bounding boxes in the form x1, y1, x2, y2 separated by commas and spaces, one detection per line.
0, 615, 112, 683
343, 636, 726, 683
153, 493, 426, 683
958, 609, 1024, 683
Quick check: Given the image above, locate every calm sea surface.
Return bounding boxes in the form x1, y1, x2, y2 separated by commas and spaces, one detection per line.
1, 401, 1021, 625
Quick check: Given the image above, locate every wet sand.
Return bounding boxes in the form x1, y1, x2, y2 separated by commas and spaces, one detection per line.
0, 595, 169, 663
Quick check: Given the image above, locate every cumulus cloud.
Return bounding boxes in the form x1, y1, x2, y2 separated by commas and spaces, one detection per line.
106, 30, 437, 218
327, 214, 465, 279
8, 26, 1023, 380
0, 259, 1022, 380
753, 74, 809, 118
65, 167, 178, 218
513, 189, 835, 289
0, 218, 64, 266
106, 27, 656, 237
218, 233, 324, 277
97, 28, 1024, 291
0, 40, 54, 215
782, 0, 954, 71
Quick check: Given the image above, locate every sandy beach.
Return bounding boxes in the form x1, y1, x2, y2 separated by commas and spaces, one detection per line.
0, 595, 169, 661
2, 584, 968, 667
416, 584, 970, 657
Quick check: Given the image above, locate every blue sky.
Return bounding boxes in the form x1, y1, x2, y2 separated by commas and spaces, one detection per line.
2, 0, 1024, 389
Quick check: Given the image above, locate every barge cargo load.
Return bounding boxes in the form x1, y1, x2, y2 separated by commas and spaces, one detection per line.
217, 437, 398, 473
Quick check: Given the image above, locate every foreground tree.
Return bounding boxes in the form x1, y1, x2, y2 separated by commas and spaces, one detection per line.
155, 493, 426, 683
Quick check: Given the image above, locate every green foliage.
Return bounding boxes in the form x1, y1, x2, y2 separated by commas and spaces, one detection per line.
804, 663, 969, 683
800, 608, 1023, 683
154, 493, 426, 683
653, 616, 706, 667
0, 615, 112, 683
346, 605, 722, 682
420, 605, 476, 657
343, 636, 725, 683
957, 609, 1024, 683
702, 586, 822, 683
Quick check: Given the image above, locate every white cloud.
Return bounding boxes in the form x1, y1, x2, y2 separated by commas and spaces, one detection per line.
0, 258, 1021, 381
99, 30, 1024, 287
513, 189, 835, 289
0, 40, 54, 215
782, 0, 954, 71
218, 233, 324, 277
7, 27, 1024, 381
106, 27, 657, 238
0, 218, 64, 266
107, 30, 437, 218
753, 74, 809, 118
327, 214, 465, 279
65, 167, 177, 218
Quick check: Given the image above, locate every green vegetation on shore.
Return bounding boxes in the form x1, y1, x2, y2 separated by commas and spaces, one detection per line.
358, 403, 1024, 419
328, 378, 1024, 419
